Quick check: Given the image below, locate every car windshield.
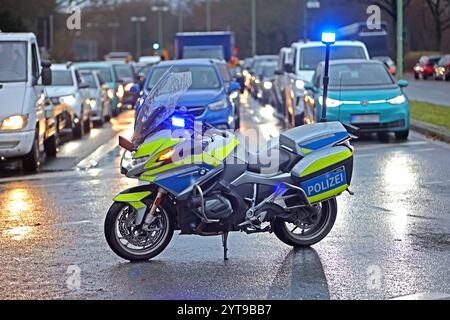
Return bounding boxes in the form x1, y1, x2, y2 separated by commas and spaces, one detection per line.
147, 66, 221, 91
0, 41, 27, 82
183, 47, 224, 60
80, 73, 97, 88
114, 64, 134, 80
78, 67, 113, 82
51, 70, 74, 86
252, 57, 277, 73
300, 46, 367, 70
262, 64, 277, 77
132, 69, 192, 146
328, 63, 394, 87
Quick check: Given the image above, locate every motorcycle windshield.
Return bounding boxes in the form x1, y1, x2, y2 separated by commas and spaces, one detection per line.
132, 68, 192, 146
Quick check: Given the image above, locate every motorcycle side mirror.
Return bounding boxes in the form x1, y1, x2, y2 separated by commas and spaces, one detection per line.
119, 136, 135, 152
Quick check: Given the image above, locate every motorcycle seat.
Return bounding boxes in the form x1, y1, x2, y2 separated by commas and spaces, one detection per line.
247, 146, 291, 174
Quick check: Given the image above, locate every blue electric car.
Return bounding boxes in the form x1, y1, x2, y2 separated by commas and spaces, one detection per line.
141, 59, 241, 129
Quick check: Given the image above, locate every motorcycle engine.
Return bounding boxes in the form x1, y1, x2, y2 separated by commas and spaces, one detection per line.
204, 195, 233, 219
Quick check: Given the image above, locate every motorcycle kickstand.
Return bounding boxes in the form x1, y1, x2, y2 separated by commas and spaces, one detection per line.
222, 232, 229, 261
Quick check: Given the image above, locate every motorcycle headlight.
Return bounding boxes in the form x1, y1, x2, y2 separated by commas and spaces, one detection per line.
318, 96, 342, 108
0, 115, 28, 131
208, 99, 228, 111
121, 150, 149, 173
387, 95, 406, 105
60, 95, 77, 105
263, 81, 273, 90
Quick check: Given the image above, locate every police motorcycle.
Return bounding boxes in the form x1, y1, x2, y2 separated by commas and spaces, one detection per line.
104, 35, 356, 261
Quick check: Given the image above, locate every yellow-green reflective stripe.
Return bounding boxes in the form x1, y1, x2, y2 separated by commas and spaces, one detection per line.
133, 138, 184, 159
134, 139, 164, 159
302, 148, 313, 155
129, 201, 146, 209
308, 184, 348, 203
300, 150, 352, 177
114, 191, 151, 202
143, 153, 222, 177
140, 176, 156, 182
210, 139, 239, 160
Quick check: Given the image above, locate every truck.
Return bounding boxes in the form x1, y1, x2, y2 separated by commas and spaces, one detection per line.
0, 32, 56, 171
337, 21, 391, 58
175, 32, 234, 62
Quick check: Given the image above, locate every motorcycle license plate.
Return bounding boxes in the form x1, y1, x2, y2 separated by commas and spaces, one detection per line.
351, 114, 380, 124
301, 167, 347, 198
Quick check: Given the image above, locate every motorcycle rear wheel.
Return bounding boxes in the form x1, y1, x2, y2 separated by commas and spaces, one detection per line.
105, 202, 174, 261
272, 198, 337, 247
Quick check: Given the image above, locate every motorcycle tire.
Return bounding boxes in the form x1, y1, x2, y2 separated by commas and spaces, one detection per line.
272, 198, 337, 247
104, 201, 174, 261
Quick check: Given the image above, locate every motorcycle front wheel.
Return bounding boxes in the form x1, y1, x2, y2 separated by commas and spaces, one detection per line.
104, 201, 174, 261
272, 198, 337, 247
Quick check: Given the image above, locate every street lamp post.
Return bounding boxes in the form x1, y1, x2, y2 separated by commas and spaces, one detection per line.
151, 5, 170, 50
130, 16, 147, 59
304, 0, 320, 40
320, 32, 336, 123
206, 0, 211, 31
251, 0, 256, 56
107, 22, 120, 52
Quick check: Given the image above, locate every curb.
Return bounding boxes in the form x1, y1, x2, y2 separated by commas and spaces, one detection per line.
410, 119, 450, 143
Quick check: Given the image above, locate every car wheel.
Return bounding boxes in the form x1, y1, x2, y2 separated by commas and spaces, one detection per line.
44, 131, 59, 158
73, 116, 85, 139
395, 130, 409, 141
22, 130, 41, 172
295, 113, 305, 126
84, 114, 92, 134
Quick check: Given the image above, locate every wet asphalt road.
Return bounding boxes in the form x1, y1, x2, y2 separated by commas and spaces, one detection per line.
0, 94, 449, 300
403, 74, 450, 106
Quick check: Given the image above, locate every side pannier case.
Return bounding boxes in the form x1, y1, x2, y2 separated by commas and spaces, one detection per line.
291, 146, 353, 204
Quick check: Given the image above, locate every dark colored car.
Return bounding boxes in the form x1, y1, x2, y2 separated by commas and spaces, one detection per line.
433, 54, 450, 81
413, 55, 441, 80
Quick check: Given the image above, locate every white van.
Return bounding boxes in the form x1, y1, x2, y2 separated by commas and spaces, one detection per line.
284, 40, 370, 127
0, 32, 53, 171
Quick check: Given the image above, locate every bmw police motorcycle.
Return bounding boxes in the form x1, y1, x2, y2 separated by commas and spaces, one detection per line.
105, 39, 356, 261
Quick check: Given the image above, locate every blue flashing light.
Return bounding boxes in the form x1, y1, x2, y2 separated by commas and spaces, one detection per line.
172, 116, 185, 128
274, 183, 287, 195
321, 32, 336, 44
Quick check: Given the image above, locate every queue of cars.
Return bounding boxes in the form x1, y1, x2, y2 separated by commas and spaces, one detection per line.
0, 32, 150, 172
243, 39, 411, 140
413, 54, 450, 81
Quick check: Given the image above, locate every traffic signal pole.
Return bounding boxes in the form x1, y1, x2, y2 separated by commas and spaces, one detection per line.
397, 0, 403, 79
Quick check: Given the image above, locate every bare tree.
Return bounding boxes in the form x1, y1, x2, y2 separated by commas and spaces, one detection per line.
425, 0, 450, 50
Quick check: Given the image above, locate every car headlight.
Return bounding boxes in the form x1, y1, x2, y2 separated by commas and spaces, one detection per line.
121, 150, 150, 172
263, 81, 273, 90
295, 80, 305, 90
117, 85, 125, 99
229, 91, 239, 100
318, 96, 342, 108
124, 83, 134, 92
89, 99, 97, 109
0, 115, 28, 131
60, 95, 77, 105
255, 79, 260, 84
387, 95, 406, 105
107, 89, 115, 99
208, 99, 228, 111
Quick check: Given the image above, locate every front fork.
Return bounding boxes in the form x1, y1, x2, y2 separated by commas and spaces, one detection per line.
113, 186, 166, 227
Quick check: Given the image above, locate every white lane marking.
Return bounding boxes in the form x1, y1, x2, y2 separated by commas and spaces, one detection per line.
1, 220, 94, 236
356, 141, 428, 151
421, 179, 450, 186
355, 147, 437, 158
